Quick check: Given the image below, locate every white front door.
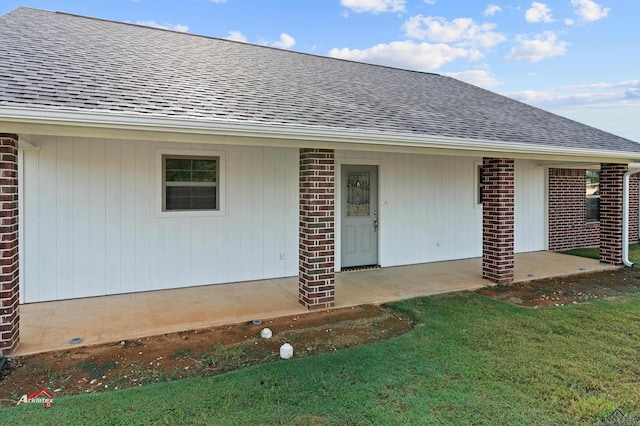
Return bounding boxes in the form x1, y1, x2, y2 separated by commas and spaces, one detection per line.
342, 165, 378, 268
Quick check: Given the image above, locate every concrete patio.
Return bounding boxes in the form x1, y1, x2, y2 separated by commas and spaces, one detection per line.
16, 252, 617, 355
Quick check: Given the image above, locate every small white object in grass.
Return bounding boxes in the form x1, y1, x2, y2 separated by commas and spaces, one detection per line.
260, 328, 273, 339
280, 343, 294, 359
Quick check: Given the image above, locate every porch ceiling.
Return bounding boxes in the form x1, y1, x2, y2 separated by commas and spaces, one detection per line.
16, 252, 616, 355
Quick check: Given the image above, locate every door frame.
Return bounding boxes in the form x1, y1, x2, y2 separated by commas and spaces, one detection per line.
335, 158, 384, 272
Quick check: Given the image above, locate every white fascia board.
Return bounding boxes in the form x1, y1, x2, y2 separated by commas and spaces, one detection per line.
2, 106, 640, 162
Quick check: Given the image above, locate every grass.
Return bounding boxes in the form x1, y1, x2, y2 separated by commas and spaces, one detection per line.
561, 242, 640, 262
3, 291, 640, 425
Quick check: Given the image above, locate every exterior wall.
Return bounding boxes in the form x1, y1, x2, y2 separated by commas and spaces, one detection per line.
548, 168, 639, 251
22, 136, 299, 303
336, 151, 482, 266
22, 138, 551, 303
335, 152, 545, 268
548, 168, 599, 250
515, 160, 546, 253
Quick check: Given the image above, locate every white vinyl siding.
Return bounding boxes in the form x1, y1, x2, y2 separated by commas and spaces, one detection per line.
335, 152, 547, 267
22, 137, 298, 303
336, 151, 483, 266
22, 138, 548, 303
514, 159, 546, 253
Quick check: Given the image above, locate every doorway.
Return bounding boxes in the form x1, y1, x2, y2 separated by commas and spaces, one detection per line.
341, 165, 379, 268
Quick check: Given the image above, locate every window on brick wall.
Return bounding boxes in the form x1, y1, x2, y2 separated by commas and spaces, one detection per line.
474, 162, 483, 207
586, 170, 600, 222
163, 155, 219, 211
477, 164, 483, 205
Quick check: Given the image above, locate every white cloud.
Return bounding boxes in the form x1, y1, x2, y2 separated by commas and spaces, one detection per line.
210, 0, 227, 3
403, 15, 506, 48
269, 33, 296, 49
512, 81, 640, 141
484, 5, 502, 17
564, 18, 575, 26
135, 20, 189, 32
570, 0, 610, 22
525, 2, 554, 23
444, 70, 503, 88
511, 80, 640, 108
225, 31, 248, 42
563, 80, 640, 91
467, 49, 485, 62
226, 32, 296, 49
328, 40, 473, 71
424, 0, 436, 4
340, 0, 406, 13
505, 31, 568, 63
513, 90, 620, 106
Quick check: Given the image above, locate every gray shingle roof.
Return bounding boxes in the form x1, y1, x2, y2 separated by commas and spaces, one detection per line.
1, 6, 639, 153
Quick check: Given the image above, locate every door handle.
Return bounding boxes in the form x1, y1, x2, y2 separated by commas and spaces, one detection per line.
373, 210, 378, 232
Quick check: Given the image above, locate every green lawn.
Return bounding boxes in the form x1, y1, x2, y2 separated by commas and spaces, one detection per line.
3, 292, 640, 425
561, 242, 640, 262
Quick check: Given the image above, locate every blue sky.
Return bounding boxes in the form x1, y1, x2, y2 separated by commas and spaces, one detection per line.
1, 0, 639, 141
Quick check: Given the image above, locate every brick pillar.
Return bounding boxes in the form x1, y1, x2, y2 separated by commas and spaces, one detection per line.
482, 158, 515, 284
299, 149, 335, 309
600, 163, 626, 265
0, 134, 19, 355
629, 174, 639, 244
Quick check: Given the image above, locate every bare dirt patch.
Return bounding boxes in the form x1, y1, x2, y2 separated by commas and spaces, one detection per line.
476, 266, 640, 307
0, 304, 413, 406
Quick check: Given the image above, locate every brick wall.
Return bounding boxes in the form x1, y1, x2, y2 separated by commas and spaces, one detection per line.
482, 157, 515, 284
0, 134, 19, 355
299, 149, 335, 309
548, 169, 600, 250
548, 168, 639, 252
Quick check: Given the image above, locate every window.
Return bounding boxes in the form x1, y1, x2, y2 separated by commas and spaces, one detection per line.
473, 161, 483, 208
163, 155, 219, 211
477, 164, 483, 205
586, 170, 600, 222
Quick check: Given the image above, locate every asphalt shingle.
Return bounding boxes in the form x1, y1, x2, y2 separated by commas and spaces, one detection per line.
1, 7, 638, 153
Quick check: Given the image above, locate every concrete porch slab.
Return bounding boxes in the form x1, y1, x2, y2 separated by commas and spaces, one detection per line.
15, 252, 616, 355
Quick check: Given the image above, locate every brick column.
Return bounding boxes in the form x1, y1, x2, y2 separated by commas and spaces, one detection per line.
629, 174, 639, 244
482, 158, 515, 284
299, 149, 335, 309
600, 163, 626, 265
0, 134, 19, 355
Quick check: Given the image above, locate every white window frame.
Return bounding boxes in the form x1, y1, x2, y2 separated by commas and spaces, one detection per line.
585, 170, 600, 223
474, 160, 483, 208
156, 149, 226, 217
